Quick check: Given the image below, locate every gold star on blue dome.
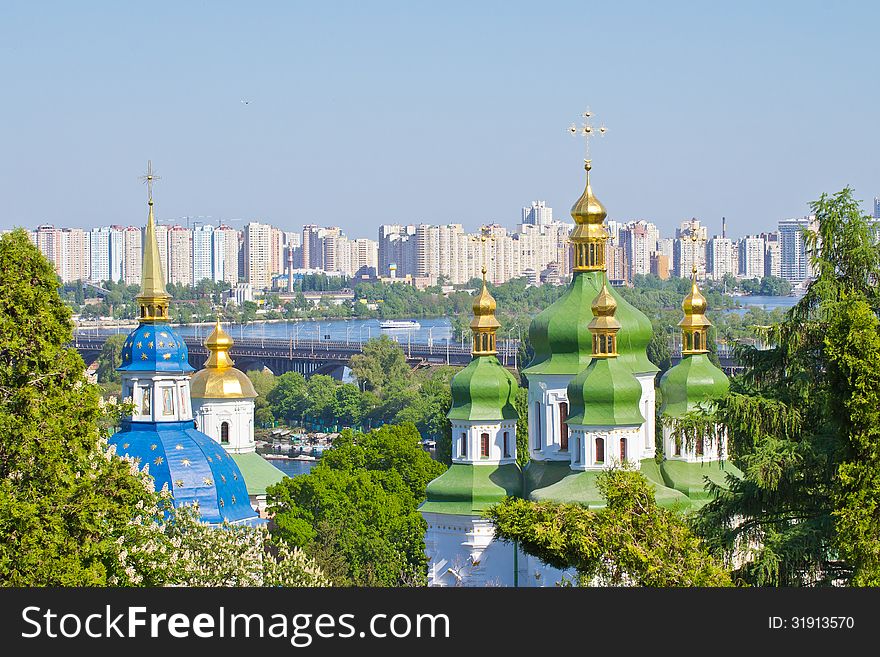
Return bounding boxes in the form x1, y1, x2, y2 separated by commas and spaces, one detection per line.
163, 353, 171, 360
203, 477, 213, 486
181, 458, 192, 467
154, 456, 164, 466
148, 341, 154, 349
150, 444, 157, 450
140, 353, 148, 360
174, 479, 184, 488
143, 332, 150, 338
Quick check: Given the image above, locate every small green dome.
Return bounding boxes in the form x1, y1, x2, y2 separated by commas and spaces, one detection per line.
524, 271, 657, 377
448, 355, 519, 421
566, 357, 645, 427
659, 353, 729, 418
421, 463, 522, 516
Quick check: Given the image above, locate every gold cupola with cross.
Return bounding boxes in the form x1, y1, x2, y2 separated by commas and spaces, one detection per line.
679, 222, 711, 354
190, 319, 258, 400
568, 112, 609, 272
136, 161, 171, 323
471, 266, 501, 356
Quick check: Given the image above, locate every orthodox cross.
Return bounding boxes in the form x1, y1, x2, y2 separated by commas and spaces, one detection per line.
139, 160, 161, 204
471, 228, 496, 281
688, 218, 701, 278
568, 108, 607, 163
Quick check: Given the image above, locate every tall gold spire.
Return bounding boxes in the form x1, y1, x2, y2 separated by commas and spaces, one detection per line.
679, 222, 711, 354
136, 161, 171, 323
470, 267, 501, 356
588, 279, 620, 358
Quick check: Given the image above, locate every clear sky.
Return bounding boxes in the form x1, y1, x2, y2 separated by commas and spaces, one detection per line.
1, 1, 877, 239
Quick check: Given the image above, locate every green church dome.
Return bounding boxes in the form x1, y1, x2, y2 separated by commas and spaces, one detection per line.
448, 355, 519, 421
524, 271, 657, 377
658, 353, 729, 418
566, 357, 645, 427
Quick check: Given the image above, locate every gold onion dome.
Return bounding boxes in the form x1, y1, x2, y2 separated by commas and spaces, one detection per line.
680, 279, 711, 329
569, 160, 608, 240
189, 320, 258, 399
470, 270, 501, 331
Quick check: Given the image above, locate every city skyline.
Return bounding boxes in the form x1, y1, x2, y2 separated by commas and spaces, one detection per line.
1, 3, 878, 237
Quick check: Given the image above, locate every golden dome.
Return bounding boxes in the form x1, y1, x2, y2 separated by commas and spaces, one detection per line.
470, 270, 501, 331
679, 280, 711, 329
189, 320, 258, 399
569, 161, 608, 242
588, 282, 621, 333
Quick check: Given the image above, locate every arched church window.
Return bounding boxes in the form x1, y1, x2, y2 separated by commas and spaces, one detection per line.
595, 436, 605, 464
559, 402, 568, 451
696, 436, 704, 456
503, 431, 510, 458
619, 437, 626, 463
481, 433, 490, 458
221, 421, 230, 444
460, 432, 467, 458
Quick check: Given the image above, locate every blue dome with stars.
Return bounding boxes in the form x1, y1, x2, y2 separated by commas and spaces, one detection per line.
119, 322, 194, 373
110, 420, 261, 525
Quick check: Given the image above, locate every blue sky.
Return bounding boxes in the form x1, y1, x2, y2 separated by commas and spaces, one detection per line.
1, 1, 877, 239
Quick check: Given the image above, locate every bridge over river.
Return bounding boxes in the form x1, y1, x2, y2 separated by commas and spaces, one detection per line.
72, 331, 741, 379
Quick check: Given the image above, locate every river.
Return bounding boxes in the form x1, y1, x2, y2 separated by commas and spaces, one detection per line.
263, 457, 316, 478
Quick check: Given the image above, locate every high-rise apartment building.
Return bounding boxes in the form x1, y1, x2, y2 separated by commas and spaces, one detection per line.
191, 224, 214, 284
59, 228, 90, 283
378, 224, 417, 278
778, 216, 816, 284
619, 222, 652, 277
874, 197, 880, 219
762, 231, 781, 278
320, 227, 343, 273
154, 224, 170, 283
244, 222, 272, 291
168, 226, 193, 286
34, 224, 61, 276
522, 201, 553, 226
122, 226, 143, 286
108, 226, 125, 284
301, 224, 321, 270
89, 227, 111, 283
214, 225, 240, 284
706, 236, 735, 280
673, 220, 708, 279
738, 235, 765, 279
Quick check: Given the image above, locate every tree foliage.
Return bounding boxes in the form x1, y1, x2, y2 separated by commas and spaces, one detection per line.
268, 423, 445, 586
694, 187, 880, 586
487, 469, 732, 586
96, 333, 126, 383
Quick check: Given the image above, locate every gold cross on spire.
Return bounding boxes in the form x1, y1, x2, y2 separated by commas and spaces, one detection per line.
568, 107, 607, 163
139, 160, 161, 205
471, 227, 496, 282
688, 218, 701, 278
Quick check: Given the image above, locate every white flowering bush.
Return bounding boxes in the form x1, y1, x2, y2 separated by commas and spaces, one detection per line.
105, 445, 330, 587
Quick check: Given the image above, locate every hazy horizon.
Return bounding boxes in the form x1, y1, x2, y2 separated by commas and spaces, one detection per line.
1, 1, 877, 240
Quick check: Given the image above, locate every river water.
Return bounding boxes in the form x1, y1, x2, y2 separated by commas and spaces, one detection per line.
263, 457, 316, 478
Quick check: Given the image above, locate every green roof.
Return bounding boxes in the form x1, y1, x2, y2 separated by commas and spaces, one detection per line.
528, 459, 691, 510
659, 459, 743, 508
230, 452, 287, 496
420, 463, 522, 516
659, 353, 729, 418
524, 270, 658, 377
523, 460, 572, 498
448, 355, 519, 421
567, 357, 645, 427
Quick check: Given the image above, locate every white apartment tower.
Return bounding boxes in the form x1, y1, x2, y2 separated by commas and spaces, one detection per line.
738, 235, 766, 279
522, 201, 553, 226
706, 236, 735, 280
122, 226, 143, 286
191, 224, 214, 284
244, 222, 272, 291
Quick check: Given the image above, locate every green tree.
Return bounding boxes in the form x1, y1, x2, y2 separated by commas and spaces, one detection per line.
96, 334, 127, 384
695, 187, 880, 586
514, 385, 530, 467
487, 469, 732, 586
266, 371, 309, 426
0, 230, 151, 585
268, 424, 445, 586
349, 335, 410, 396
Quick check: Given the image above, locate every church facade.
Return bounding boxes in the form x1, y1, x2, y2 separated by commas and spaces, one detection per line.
421, 156, 739, 586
